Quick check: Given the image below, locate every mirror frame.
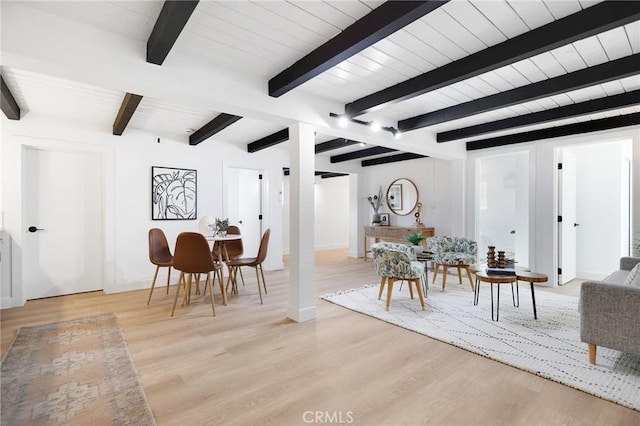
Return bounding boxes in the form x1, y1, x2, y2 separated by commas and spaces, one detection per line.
386, 178, 419, 216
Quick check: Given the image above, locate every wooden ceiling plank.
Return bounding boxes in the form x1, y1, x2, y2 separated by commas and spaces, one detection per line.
247, 128, 289, 153
268, 1, 449, 97
112, 93, 143, 136
438, 90, 640, 142
362, 152, 426, 167
189, 113, 242, 145
400, 53, 640, 131
147, 0, 199, 65
330, 146, 397, 163
315, 138, 361, 154
1, 75, 21, 120
345, 1, 640, 116
466, 112, 640, 151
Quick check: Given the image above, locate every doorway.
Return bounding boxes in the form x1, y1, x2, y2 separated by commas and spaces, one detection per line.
557, 139, 633, 284
226, 167, 264, 256
23, 147, 104, 299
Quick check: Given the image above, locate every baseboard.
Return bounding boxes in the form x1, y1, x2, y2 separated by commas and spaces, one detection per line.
576, 270, 608, 281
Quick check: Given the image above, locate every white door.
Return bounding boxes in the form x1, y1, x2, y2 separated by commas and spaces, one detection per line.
560, 150, 578, 284
227, 167, 263, 256
23, 148, 104, 299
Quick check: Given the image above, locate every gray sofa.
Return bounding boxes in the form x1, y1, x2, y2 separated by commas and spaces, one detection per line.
580, 256, 640, 365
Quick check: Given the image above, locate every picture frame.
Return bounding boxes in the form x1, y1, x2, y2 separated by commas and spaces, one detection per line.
388, 184, 403, 210
379, 213, 390, 226
151, 166, 197, 220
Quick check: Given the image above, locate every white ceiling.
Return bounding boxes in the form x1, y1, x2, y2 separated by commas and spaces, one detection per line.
2, 0, 639, 163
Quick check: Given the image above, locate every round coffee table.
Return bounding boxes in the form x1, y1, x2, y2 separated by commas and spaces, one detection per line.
473, 271, 517, 321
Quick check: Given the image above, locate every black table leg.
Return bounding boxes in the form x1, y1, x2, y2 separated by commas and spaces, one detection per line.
529, 282, 537, 320
490, 283, 500, 321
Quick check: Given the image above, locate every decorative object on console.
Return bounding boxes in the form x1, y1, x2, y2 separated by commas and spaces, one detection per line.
367, 186, 384, 225
379, 213, 390, 226
413, 201, 425, 228
152, 166, 197, 220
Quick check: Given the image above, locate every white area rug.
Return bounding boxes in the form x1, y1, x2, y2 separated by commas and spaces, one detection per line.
321, 281, 640, 411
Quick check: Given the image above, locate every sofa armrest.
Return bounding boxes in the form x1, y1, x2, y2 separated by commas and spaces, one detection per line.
580, 281, 640, 356
620, 256, 640, 271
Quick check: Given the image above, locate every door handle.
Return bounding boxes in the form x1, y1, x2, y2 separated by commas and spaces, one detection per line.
574, 223, 580, 227
28, 226, 45, 233
238, 220, 243, 224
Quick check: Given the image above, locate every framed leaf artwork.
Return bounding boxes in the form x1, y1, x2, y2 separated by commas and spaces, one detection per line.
151, 166, 197, 220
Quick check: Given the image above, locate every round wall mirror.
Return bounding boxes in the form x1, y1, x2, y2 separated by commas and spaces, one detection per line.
386, 178, 419, 216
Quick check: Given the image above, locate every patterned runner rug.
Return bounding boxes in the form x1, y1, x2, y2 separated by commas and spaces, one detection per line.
322, 282, 640, 411
1, 313, 156, 425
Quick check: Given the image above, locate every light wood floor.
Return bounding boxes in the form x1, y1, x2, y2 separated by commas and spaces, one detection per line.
2, 250, 639, 425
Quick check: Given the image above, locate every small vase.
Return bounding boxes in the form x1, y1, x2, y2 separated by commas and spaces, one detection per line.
372, 212, 381, 225
413, 245, 423, 254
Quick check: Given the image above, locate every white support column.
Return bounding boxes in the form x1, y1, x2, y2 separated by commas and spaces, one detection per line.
288, 122, 317, 322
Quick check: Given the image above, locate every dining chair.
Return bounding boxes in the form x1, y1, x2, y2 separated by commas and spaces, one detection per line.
147, 228, 173, 305
171, 232, 223, 317
227, 228, 270, 304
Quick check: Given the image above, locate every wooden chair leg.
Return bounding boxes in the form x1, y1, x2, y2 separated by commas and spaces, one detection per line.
432, 264, 440, 285
588, 344, 597, 365
415, 279, 425, 310
464, 266, 475, 291
255, 267, 263, 304
259, 264, 267, 294
171, 272, 185, 317
182, 273, 193, 306
385, 279, 394, 311
408, 280, 414, 299
147, 265, 160, 305
206, 272, 216, 317
217, 268, 227, 306
442, 266, 449, 291
378, 276, 386, 300
238, 267, 245, 286
457, 266, 463, 284
166, 266, 172, 294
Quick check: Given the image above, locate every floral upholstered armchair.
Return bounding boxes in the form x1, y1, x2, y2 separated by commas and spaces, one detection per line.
371, 242, 426, 311
427, 236, 477, 291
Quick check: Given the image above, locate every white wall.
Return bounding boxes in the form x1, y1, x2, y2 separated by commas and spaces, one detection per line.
358, 157, 458, 256
1, 114, 288, 307
282, 174, 350, 254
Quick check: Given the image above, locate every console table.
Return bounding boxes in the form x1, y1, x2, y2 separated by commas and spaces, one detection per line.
363, 226, 434, 261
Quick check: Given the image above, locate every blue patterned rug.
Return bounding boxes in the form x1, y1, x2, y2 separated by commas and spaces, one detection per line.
1, 313, 156, 425
322, 282, 640, 411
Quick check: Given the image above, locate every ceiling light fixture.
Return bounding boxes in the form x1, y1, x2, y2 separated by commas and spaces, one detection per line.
329, 112, 400, 139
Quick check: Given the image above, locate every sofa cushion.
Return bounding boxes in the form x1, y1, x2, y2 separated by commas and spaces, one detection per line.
623, 263, 640, 287
601, 270, 630, 285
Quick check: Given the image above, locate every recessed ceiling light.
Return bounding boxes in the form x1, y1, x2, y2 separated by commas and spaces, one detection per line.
370, 121, 381, 132
338, 115, 349, 128
185, 129, 195, 134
